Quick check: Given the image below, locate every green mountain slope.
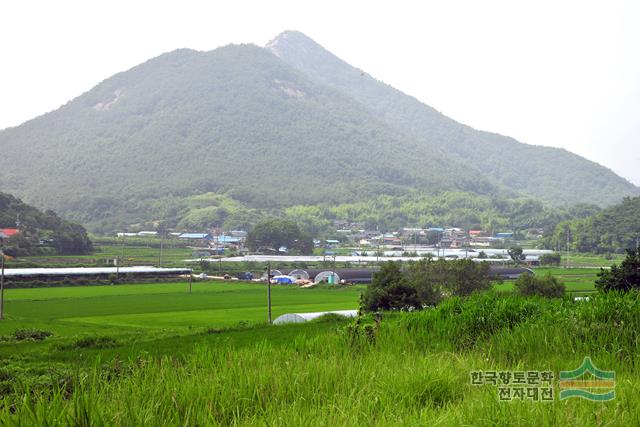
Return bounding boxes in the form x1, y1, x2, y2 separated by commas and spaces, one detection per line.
548, 196, 640, 253
0, 192, 92, 255
0, 44, 496, 228
267, 30, 639, 207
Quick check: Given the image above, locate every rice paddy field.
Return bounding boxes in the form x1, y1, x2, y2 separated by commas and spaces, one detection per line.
1, 258, 637, 425
494, 267, 602, 294
0, 281, 362, 341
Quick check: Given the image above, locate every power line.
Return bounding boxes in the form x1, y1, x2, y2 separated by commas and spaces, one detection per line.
0, 249, 5, 320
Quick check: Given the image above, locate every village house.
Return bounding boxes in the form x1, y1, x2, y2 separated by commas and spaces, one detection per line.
0, 228, 20, 242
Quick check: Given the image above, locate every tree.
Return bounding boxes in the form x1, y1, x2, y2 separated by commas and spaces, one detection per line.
445, 259, 492, 296
425, 230, 442, 246
3, 231, 39, 257
51, 223, 93, 255
515, 273, 565, 298
246, 219, 313, 255
362, 262, 420, 311
508, 246, 524, 265
405, 259, 442, 307
362, 259, 493, 312
596, 249, 640, 292
540, 252, 562, 266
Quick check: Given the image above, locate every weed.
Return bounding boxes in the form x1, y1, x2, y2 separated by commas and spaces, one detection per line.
13, 329, 53, 341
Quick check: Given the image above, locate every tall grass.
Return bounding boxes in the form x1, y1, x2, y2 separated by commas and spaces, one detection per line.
1, 292, 639, 425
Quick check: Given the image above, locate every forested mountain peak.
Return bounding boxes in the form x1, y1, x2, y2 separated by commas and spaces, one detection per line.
268, 31, 640, 207
0, 33, 637, 232
0, 42, 493, 230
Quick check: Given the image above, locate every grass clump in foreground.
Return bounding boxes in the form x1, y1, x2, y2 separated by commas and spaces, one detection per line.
11, 328, 53, 341
0, 291, 639, 425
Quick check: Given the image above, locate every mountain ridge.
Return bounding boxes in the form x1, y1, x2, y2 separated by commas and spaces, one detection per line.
0, 32, 637, 232
267, 30, 639, 206
0, 43, 496, 230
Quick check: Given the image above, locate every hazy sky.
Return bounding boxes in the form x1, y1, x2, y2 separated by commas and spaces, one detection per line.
2, 0, 639, 185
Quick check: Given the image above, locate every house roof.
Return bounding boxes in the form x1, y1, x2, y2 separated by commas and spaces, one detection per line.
215, 236, 241, 243
0, 228, 19, 238
495, 232, 514, 237
179, 233, 212, 239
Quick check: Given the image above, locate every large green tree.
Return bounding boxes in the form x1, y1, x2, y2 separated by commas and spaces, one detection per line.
363, 259, 492, 311
362, 262, 420, 311
246, 219, 313, 255
596, 249, 640, 292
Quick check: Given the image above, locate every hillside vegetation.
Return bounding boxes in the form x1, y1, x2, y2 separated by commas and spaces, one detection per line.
81, 190, 598, 236
0, 32, 637, 231
548, 196, 640, 253
0, 192, 92, 255
0, 45, 489, 229
268, 30, 639, 207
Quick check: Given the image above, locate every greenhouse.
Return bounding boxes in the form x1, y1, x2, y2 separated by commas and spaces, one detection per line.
273, 310, 358, 325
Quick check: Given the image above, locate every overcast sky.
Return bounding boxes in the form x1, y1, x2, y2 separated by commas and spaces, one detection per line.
2, 0, 638, 185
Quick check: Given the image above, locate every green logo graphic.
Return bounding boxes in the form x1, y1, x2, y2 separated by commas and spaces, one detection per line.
559, 357, 615, 401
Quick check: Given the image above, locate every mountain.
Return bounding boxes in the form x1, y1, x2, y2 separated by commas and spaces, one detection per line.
547, 196, 640, 253
0, 192, 92, 256
0, 33, 637, 232
267, 31, 639, 207
0, 44, 497, 230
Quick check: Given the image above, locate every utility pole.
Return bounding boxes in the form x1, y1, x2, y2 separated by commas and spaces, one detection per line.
116, 234, 126, 278
566, 230, 570, 269
0, 250, 5, 320
116, 239, 120, 278
121, 235, 126, 265
158, 231, 164, 267
267, 261, 272, 324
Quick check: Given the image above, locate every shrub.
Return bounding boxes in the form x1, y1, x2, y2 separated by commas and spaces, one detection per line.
72, 336, 118, 349
401, 293, 544, 349
540, 252, 562, 266
13, 329, 53, 341
313, 313, 351, 323
515, 273, 565, 298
